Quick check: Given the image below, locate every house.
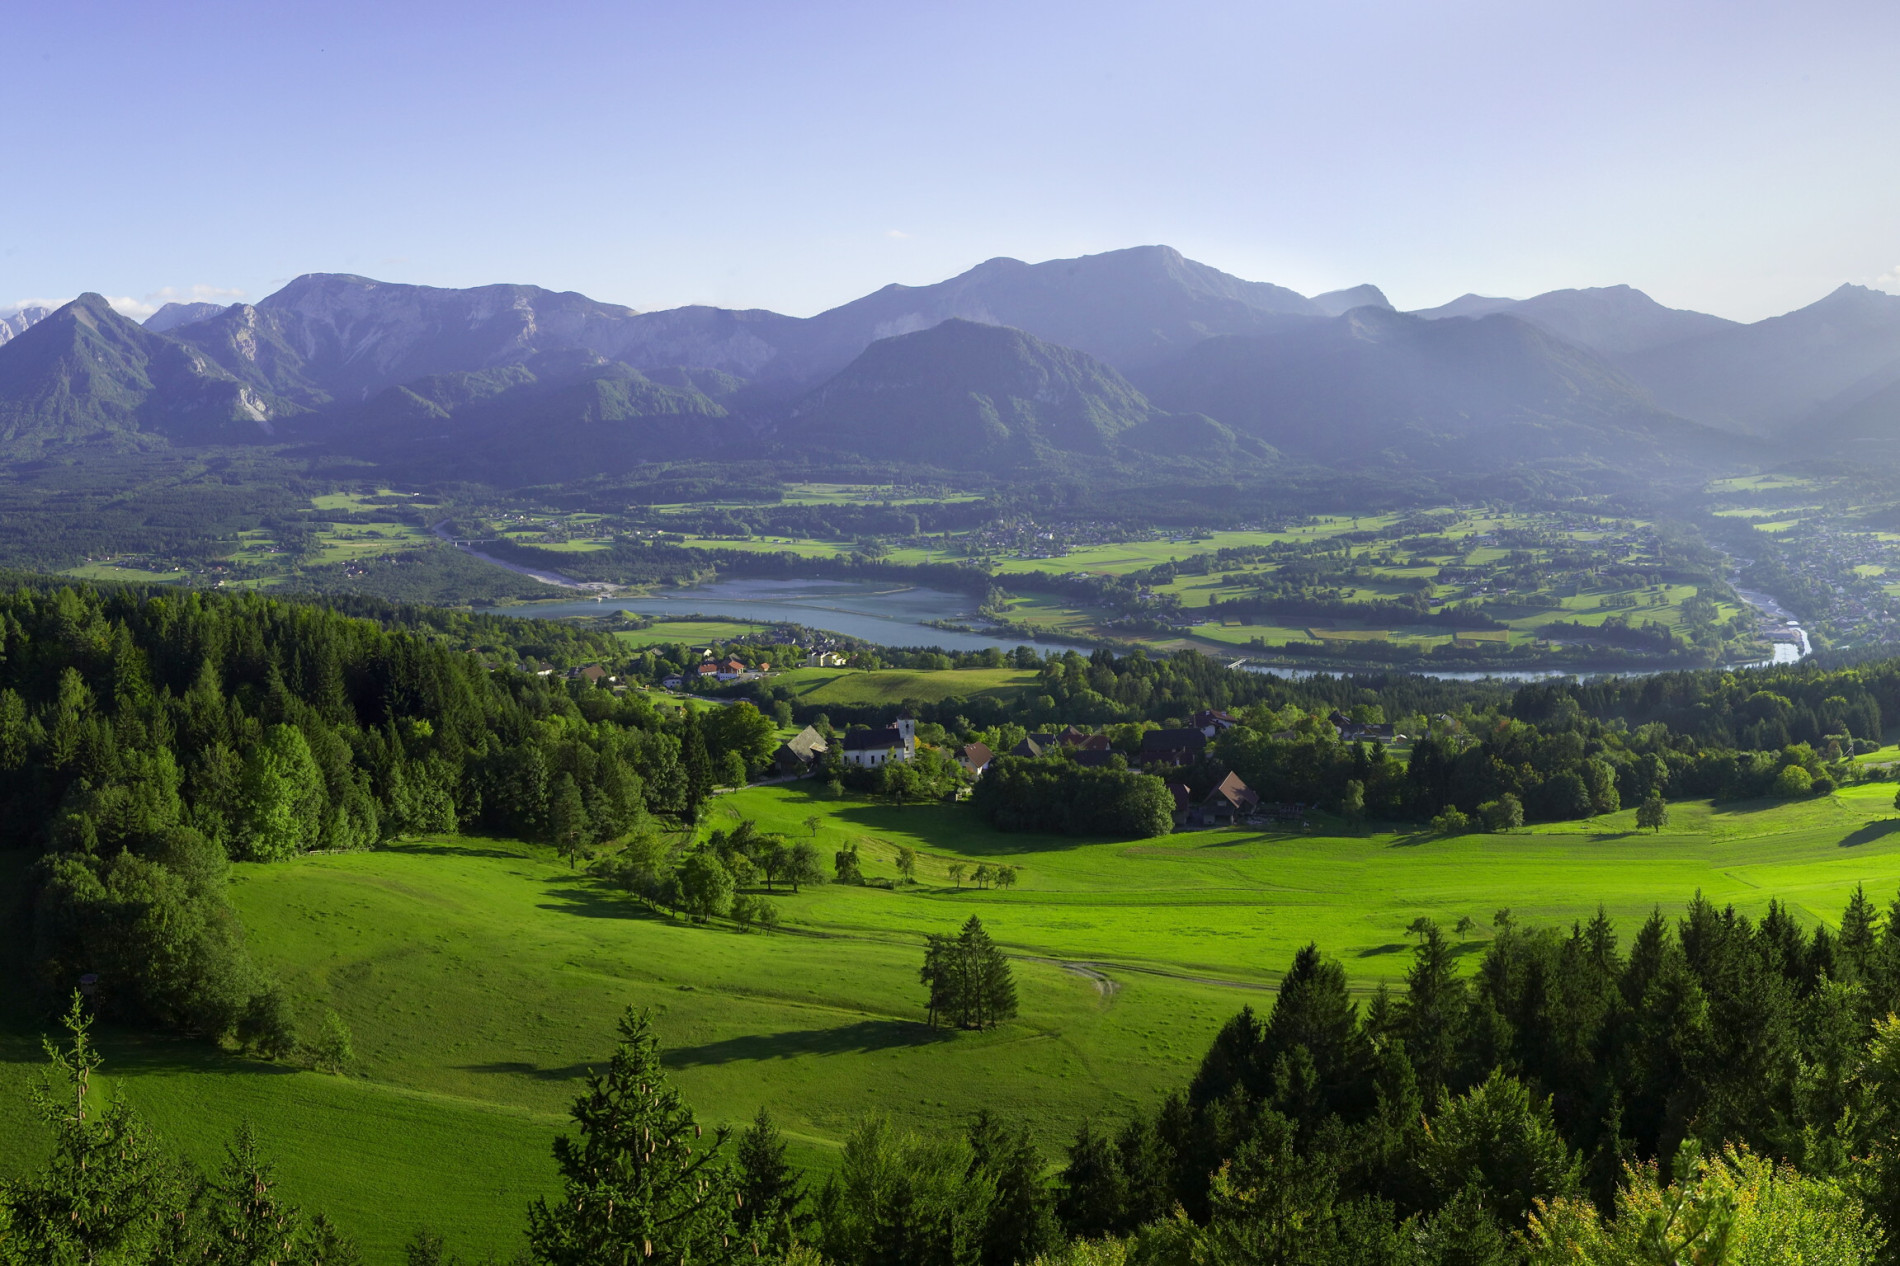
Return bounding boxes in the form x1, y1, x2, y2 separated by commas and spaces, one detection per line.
1190, 709, 1238, 737
1009, 737, 1044, 759
661, 675, 684, 689
1055, 725, 1090, 747
773, 725, 830, 775
1069, 748, 1120, 768
805, 651, 846, 668
695, 663, 719, 679
1074, 733, 1112, 751
957, 742, 994, 778
716, 658, 746, 681
578, 664, 608, 686
841, 718, 917, 768
1198, 773, 1260, 826
1138, 728, 1207, 768
1328, 711, 1397, 743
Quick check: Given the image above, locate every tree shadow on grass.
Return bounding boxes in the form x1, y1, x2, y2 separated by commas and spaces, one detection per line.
82, 1026, 301, 1079
1840, 819, 1900, 848
660, 1019, 954, 1068
1708, 797, 1796, 817
378, 840, 524, 860
455, 1058, 597, 1082
537, 881, 664, 921
1357, 942, 1410, 958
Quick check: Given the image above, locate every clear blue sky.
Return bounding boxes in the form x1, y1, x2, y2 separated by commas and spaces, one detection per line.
4, 0, 1897, 321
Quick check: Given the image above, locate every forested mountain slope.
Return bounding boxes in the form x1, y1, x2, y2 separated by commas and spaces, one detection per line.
0, 295, 285, 458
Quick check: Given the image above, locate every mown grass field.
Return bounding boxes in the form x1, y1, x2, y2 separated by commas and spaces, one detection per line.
614, 619, 775, 648
8, 783, 1900, 1259
771, 666, 1039, 705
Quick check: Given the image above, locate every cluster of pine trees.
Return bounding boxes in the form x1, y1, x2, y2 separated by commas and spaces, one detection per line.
921, 916, 1019, 1030
1042, 888, 1900, 1263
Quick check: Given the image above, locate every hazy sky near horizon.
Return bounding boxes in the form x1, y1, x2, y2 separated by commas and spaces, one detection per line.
4, 0, 1898, 322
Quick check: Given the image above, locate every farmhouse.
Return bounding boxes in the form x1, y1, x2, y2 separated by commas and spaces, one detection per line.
1198, 772, 1260, 826
773, 725, 830, 776
841, 718, 916, 768
957, 742, 994, 777
1138, 727, 1206, 768
1190, 709, 1238, 737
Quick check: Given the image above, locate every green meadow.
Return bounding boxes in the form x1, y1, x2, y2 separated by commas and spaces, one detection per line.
771, 666, 1039, 705
8, 782, 1900, 1258
614, 619, 776, 647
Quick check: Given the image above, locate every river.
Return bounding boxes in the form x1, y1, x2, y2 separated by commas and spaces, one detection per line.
483, 576, 1814, 680
492, 578, 1092, 653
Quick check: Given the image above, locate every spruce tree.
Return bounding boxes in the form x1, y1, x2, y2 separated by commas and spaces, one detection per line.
921, 933, 959, 1027
1399, 923, 1468, 1101
679, 712, 713, 823
0, 995, 191, 1264
1055, 1121, 1126, 1239
1840, 882, 1879, 983
964, 916, 1018, 1030
734, 1108, 804, 1255
966, 1110, 1057, 1266
527, 1008, 737, 1266
194, 1121, 317, 1266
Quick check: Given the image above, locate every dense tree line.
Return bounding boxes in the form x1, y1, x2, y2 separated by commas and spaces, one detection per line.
971, 755, 1176, 837
0, 584, 777, 1044
1036, 887, 1900, 1262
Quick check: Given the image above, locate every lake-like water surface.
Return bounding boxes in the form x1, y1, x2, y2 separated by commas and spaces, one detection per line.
488, 577, 1812, 681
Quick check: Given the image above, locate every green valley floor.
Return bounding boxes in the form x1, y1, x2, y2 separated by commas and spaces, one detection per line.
7, 783, 1900, 1258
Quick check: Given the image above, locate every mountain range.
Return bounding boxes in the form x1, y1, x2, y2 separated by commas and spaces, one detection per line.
0, 305, 54, 347
3, 245, 1899, 483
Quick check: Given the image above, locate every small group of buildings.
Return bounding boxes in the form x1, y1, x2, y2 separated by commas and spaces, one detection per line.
660, 656, 773, 689
1163, 771, 1278, 829
1008, 725, 1116, 766
841, 718, 917, 769
1327, 710, 1399, 743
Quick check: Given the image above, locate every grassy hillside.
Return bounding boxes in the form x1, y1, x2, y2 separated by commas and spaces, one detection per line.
7, 783, 1900, 1258
772, 666, 1039, 704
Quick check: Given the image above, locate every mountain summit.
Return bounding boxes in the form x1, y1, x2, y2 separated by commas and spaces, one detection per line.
792, 318, 1163, 469
0, 294, 278, 458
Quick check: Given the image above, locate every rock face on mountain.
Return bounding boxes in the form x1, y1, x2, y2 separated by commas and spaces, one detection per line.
0, 306, 54, 347
791, 319, 1166, 469
143, 302, 229, 333
170, 275, 672, 409
1616, 284, 1900, 435
1412, 285, 1737, 358
0, 295, 280, 458
1137, 307, 1733, 469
